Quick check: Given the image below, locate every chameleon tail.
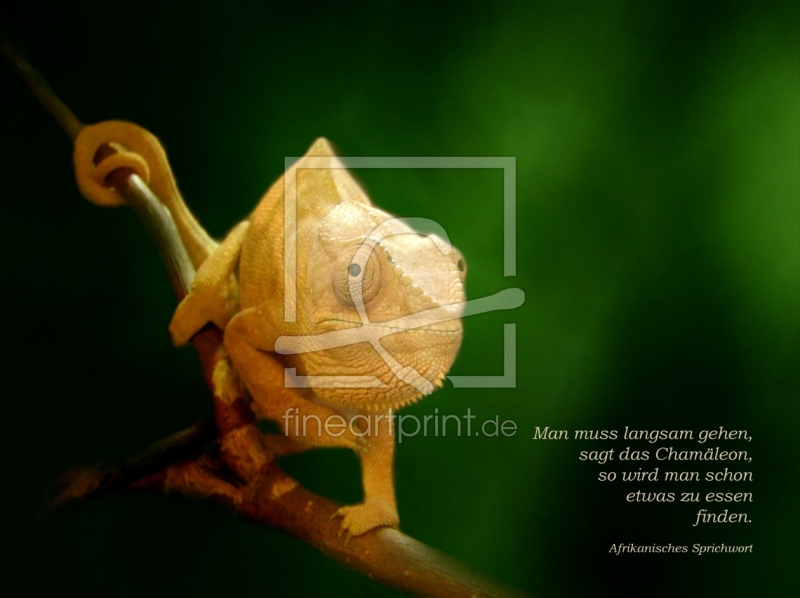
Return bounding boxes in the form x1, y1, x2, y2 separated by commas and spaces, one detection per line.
73, 120, 218, 268
2, 33, 215, 267
2, 30, 215, 268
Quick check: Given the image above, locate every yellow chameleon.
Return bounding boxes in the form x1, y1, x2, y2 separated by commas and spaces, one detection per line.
74, 122, 466, 537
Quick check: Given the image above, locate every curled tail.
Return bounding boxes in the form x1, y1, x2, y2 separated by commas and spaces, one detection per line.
73, 120, 217, 268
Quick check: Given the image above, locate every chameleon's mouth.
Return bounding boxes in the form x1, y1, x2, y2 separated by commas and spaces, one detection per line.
320, 317, 462, 336
320, 300, 464, 333
297, 315, 463, 411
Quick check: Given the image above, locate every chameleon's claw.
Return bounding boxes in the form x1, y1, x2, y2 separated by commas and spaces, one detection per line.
332, 499, 399, 539
343, 531, 353, 545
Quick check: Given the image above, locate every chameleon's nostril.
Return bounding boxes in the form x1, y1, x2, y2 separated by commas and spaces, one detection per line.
457, 259, 465, 272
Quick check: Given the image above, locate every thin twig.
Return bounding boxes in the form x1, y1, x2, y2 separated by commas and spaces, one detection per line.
0, 30, 83, 140
96, 145, 196, 301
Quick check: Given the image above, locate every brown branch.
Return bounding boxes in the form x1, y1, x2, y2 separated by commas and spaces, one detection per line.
5, 32, 531, 598
52, 440, 528, 598
47, 420, 216, 510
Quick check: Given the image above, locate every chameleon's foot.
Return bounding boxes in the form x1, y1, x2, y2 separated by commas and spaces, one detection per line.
169, 221, 249, 346
170, 286, 234, 346
332, 497, 399, 539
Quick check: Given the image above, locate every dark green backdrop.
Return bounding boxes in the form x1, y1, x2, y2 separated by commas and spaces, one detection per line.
1, 1, 797, 597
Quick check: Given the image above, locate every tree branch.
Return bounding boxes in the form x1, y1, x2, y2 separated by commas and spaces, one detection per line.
4, 32, 530, 598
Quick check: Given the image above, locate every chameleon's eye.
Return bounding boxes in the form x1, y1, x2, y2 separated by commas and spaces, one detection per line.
452, 250, 467, 278
333, 245, 382, 308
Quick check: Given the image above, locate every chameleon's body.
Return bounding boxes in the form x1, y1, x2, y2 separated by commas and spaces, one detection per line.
74, 126, 466, 536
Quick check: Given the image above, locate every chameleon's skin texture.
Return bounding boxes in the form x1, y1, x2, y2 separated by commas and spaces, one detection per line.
75, 127, 466, 536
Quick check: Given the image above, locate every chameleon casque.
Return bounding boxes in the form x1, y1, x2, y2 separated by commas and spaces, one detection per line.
73, 124, 466, 537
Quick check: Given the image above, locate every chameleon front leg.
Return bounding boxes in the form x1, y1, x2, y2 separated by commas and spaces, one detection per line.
224, 308, 368, 452
170, 221, 250, 346
335, 408, 400, 537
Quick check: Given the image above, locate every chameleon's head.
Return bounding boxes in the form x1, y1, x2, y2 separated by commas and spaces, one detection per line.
298, 187, 466, 411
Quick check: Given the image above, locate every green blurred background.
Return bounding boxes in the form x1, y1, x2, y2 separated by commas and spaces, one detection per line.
0, 1, 797, 596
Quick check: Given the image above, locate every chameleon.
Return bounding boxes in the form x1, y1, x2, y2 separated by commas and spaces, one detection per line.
73, 123, 466, 536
